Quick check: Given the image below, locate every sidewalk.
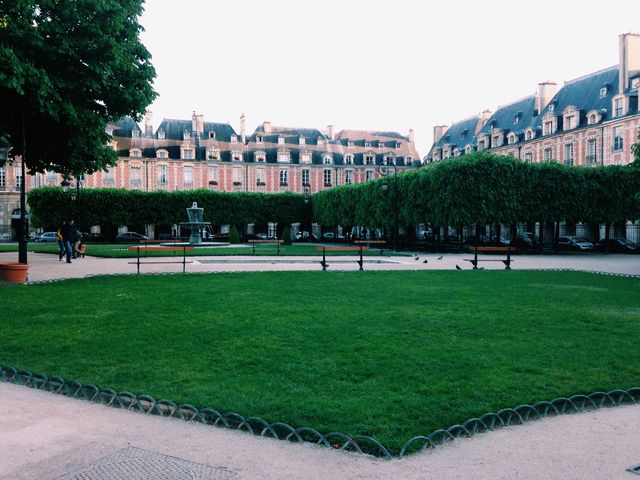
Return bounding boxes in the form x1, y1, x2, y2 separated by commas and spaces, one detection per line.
1, 250, 639, 479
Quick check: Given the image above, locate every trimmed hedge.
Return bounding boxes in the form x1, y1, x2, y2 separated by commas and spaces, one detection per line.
312, 153, 640, 229
28, 188, 307, 231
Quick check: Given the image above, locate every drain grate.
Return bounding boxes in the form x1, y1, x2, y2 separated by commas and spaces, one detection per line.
53, 446, 236, 480
628, 464, 640, 475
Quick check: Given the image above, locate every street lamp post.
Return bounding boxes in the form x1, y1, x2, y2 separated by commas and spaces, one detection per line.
303, 184, 312, 242
378, 162, 399, 251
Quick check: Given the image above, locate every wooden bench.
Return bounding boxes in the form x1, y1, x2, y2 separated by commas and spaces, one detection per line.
353, 240, 387, 255
128, 245, 195, 274
247, 239, 283, 255
315, 246, 370, 271
464, 246, 516, 270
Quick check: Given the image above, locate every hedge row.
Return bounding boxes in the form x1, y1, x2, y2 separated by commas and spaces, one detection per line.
27, 188, 309, 230
312, 153, 640, 228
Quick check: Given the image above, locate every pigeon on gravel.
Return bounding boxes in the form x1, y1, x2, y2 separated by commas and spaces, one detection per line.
456, 264, 462, 270
423, 259, 428, 264
437, 255, 443, 260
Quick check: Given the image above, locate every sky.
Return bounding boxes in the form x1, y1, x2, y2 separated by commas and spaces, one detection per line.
139, 0, 640, 159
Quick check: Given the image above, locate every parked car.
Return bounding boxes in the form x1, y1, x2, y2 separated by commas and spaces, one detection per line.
34, 231, 58, 243
595, 238, 640, 254
255, 232, 276, 240
511, 232, 540, 251
295, 231, 318, 241
321, 232, 345, 241
115, 231, 148, 243
558, 236, 594, 251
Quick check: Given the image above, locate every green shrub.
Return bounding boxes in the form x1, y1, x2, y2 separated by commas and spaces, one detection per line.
229, 224, 240, 244
281, 225, 292, 245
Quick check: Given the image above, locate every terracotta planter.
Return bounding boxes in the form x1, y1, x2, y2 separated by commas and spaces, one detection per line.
0, 263, 29, 284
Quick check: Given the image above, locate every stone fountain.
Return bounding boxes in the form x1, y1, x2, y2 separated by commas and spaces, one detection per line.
180, 202, 211, 245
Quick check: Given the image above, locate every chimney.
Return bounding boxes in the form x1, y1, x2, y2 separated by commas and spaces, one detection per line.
263, 121, 272, 134
196, 114, 204, 136
433, 125, 448, 144
327, 124, 334, 140
144, 110, 153, 136
240, 113, 246, 143
535, 82, 557, 114
191, 111, 197, 133
477, 110, 493, 133
619, 33, 640, 93
408, 128, 415, 143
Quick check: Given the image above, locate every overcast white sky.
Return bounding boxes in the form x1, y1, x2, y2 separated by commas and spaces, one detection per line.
139, 0, 640, 158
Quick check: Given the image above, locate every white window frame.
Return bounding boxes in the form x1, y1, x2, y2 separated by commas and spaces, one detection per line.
323, 169, 332, 186
279, 169, 288, 185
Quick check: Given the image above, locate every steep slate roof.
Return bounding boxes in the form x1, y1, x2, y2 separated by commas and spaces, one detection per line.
433, 116, 481, 150
478, 95, 536, 137
156, 119, 237, 141
112, 117, 140, 137
249, 125, 327, 144
532, 66, 619, 128
335, 129, 407, 141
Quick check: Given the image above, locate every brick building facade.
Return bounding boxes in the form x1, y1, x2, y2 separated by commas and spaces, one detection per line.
0, 116, 419, 237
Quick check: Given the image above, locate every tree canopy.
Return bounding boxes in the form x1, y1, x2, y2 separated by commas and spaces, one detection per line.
0, 0, 156, 175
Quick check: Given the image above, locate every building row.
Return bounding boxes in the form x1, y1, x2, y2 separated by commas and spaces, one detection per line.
428, 33, 640, 168
0, 117, 419, 236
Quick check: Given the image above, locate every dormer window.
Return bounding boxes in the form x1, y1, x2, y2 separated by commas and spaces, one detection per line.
613, 96, 625, 118
207, 147, 219, 160
156, 149, 168, 159
317, 138, 324, 146
129, 148, 142, 158
453, 148, 461, 157
322, 154, 333, 165
183, 130, 190, 140
157, 129, 165, 140
548, 104, 555, 113
514, 114, 520, 124
232, 150, 242, 162
600, 87, 608, 97
256, 135, 263, 143
277, 148, 290, 163
208, 131, 216, 140
395, 142, 401, 149
542, 112, 557, 136
384, 154, 395, 165
278, 136, 285, 145
300, 149, 311, 164
525, 128, 535, 141
491, 131, 503, 148
254, 151, 266, 162
364, 141, 371, 148
378, 141, 384, 149
364, 153, 375, 165
507, 133, 517, 145
181, 147, 194, 160
132, 130, 140, 138
344, 154, 353, 165
465, 145, 473, 154
230, 135, 238, 143
299, 136, 305, 145
406, 155, 413, 163
347, 140, 354, 148
587, 111, 600, 125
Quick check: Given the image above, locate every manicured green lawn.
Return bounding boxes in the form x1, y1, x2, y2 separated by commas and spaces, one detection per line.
1, 270, 638, 453
0, 242, 397, 257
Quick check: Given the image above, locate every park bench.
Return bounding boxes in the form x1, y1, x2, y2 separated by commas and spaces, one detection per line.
464, 246, 516, 270
353, 240, 387, 255
248, 239, 283, 255
128, 245, 194, 274
315, 245, 370, 271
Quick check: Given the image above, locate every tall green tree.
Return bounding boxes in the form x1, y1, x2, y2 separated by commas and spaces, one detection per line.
0, 0, 156, 175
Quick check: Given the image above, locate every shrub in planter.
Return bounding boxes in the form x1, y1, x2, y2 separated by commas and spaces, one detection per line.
229, 224, 240, 244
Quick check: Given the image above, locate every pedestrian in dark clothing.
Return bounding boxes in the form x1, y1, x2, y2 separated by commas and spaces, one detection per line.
60, 220, 75, 263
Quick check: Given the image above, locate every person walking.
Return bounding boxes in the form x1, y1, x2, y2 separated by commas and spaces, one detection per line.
57, 226, 65, 261
60, 219, 75, 263
72, 226, 83, 259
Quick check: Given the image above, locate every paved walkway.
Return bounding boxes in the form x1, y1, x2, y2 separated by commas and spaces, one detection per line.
1, 249, 639, 479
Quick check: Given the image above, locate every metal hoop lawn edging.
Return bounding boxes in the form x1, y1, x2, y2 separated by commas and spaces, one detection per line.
1, 365, 638, 458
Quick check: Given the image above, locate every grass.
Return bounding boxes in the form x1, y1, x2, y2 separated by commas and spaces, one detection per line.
0, 242, 399, 258
1, 270, 639, 454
